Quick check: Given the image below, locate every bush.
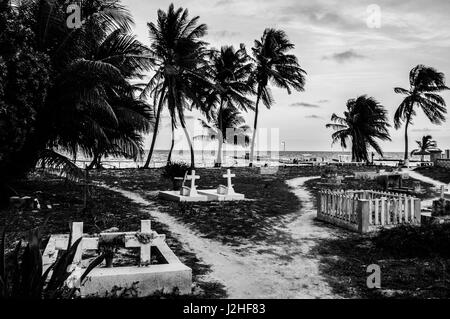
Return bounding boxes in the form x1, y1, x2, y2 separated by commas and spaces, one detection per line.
374, 224, 450, 258
162, 162, 190, 180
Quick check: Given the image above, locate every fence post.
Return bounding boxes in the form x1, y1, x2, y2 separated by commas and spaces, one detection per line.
317, 192, 322, 217
414, 198, 421, 224
357, 199, 370, 233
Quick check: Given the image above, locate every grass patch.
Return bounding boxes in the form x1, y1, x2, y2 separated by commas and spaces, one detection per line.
415, 166, 450, 184
92, 166, 384, 245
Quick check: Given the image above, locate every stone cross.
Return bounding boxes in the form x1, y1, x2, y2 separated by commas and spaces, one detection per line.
223, 169, 236, 194
125, 220, 154, 265
54, 222, 99, 264
186, 170, 200, 196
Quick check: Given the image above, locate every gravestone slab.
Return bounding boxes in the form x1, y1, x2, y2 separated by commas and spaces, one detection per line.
42, 220, 192, 298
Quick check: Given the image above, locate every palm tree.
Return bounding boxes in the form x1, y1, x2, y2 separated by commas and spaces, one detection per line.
141, 3, 209, 169
326, 96, 391, 163
411, 135, 437, 162
205, 45, 254, 166
2, 0, 153, 179
394, 65, 449, 163
196, 107, 250, 161
249, 28, 306, 166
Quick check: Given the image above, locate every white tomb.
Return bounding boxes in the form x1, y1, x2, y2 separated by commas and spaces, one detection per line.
159, 170, 208, 202
198, 169, 245, 201
42, 220, 192, 298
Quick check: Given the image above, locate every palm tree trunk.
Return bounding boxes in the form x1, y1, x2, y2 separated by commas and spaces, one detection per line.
215, 99, 224, 167
167, 120, 175, 165
181, 122, 195, 169
143, 89, 165, 169
249, 87, 262, 167
404, 116, 411, 161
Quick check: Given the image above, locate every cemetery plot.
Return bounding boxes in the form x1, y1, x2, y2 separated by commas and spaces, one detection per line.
159, 170, 208, 202
42, 220, 192, 298
159, 169, 246, 202
317, 190, 421, 233
198, 169, 245, 201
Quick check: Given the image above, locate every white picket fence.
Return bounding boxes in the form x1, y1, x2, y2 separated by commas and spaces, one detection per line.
317, 190, 421, 233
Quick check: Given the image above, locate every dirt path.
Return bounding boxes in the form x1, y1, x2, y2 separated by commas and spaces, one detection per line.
408, 169, 444, 208
104, 176, 341, 299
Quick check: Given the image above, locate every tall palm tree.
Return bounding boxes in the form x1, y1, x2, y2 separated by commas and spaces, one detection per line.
141, 3, 209, 169
394, 65, 449, 163
411, 135, 437, 162
326, 96, 391, 163
249, 28, 306, 166
206, 45, 254, 166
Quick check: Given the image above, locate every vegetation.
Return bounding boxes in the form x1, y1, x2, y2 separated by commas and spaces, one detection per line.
141, 4, 209, 169
0, 225, 104, 299
326, 96, 391, 163
203, 45, 254, 166
249, 29, 306, 166
411, 135, 438, 161
0, 0, 154, 204
394, 65, 449, 162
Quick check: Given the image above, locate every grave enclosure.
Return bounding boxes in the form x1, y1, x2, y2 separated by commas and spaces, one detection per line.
317, 190, 421, 233
42, 220, 192, 298
159, 169, 245, 202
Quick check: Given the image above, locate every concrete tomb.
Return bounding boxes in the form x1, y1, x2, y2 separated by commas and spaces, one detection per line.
42, 220, 192, 298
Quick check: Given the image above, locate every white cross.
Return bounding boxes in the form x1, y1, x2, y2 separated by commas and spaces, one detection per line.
54, 222, 99, 264
125, 220, 154, 265
186, 170, 200, 196
223, 169, 236, 194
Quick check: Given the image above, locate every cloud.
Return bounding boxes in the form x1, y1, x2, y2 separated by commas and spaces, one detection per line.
210, 30, 240, 38
290, 102, 320, 108
322, 50, 366, 63
305, 115, 323, 119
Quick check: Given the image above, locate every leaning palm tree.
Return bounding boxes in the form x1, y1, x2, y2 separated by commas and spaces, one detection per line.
411, 135, 437, 162
326, 96, 391, 163
249, 28, 306, 166
141, 3, 209, 169
205, 45, 254, 166
394, 65, 449, 163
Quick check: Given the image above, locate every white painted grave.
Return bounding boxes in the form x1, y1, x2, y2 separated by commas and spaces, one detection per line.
198, 169, 245, 201
42, 220, 192, 297
159, 170, 208, 202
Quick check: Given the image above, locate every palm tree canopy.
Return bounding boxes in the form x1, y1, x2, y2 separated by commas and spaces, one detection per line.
411, 135, 438, 155
394, 65, 449, 129
251, 28, 307, 108
142, 3, 209, 127
196, 107, 250, 145
326, 95, 391, 162
205, 45, 255, 115
1, 0, 154, 178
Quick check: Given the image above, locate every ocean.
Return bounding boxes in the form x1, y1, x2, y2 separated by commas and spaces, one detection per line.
72, 150, 411, 169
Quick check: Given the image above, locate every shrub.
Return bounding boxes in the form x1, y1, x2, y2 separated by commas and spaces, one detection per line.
0, 225, 104, 299
162, 162, 190, 181
374, 224, 450, 258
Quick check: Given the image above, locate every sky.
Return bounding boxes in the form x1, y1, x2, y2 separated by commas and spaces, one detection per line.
122, 0, 450, 152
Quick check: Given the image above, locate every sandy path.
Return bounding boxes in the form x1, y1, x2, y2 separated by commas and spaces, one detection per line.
408, 169, 444, 208
104, 176, 341, 299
